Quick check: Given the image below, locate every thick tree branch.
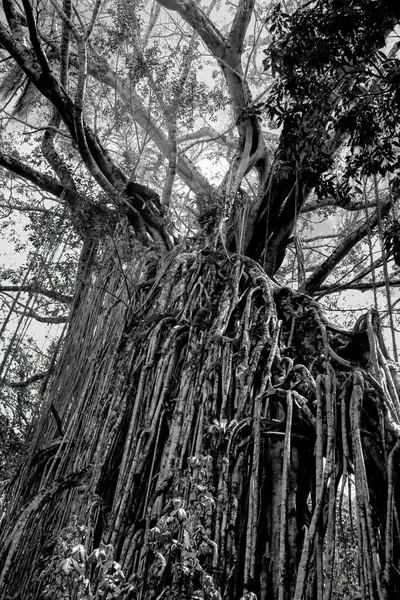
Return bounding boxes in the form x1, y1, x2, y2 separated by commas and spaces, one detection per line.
177, 126, 238, 150
9, 306, 68, 323
20, 0, 51, 75
42, 28, 214, 199
243, 4, 400, 273
2, 0, 26, 46
0, 149, 71, 198
227, 0, 255, 55
160, 29, 199, 207
305, 196, 393, 295
59, 0, 72, 88
315, 257, 385, 296
156, 0, 225, 58
85, 52, 213, 198
2, 372, 47, 388
0, 16, 126, 195
0, 203, 52, 214
0, 28, 102, 192
0, 149, 101, 236
0, 15, 43, 83
0, 284, 73, 304
302, 196, 378, 213
319, 278, 400, 295
0, 16, 172, 247
157, 0, 267, 195
143, 3, 161, 47
42, 111, 77, 191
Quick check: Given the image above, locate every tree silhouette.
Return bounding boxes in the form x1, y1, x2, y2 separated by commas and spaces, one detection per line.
0, 1, 400, 599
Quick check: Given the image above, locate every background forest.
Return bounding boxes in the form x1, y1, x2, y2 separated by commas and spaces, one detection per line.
0, 0, 400, 599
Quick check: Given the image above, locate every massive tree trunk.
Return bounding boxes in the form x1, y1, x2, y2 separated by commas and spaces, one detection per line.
1, 237, 400, 600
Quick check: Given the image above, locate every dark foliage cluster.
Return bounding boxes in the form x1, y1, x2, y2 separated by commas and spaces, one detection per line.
263, 0, 400, 197
383, 217, 400, 266
0, 414, 24, 482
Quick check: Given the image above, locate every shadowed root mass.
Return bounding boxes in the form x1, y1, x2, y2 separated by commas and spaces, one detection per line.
1, 248, 400, 600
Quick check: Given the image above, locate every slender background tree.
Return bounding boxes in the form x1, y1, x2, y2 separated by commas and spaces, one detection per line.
1, 0, 400, 598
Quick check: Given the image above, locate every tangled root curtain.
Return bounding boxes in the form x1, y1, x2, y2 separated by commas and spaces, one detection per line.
1, 249, 399, 600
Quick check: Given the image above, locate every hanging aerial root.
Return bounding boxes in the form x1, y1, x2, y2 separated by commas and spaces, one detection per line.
351, 370, 387, 600
277, 390, 293, 600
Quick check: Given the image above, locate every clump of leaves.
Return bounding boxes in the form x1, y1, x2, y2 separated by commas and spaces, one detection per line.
383, 217, 400, 266
0, 414, 25, 483
39, 518, 137, 599
332, 494, 360, 600
145, 454, 221, 599
263, 0, 400, 189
